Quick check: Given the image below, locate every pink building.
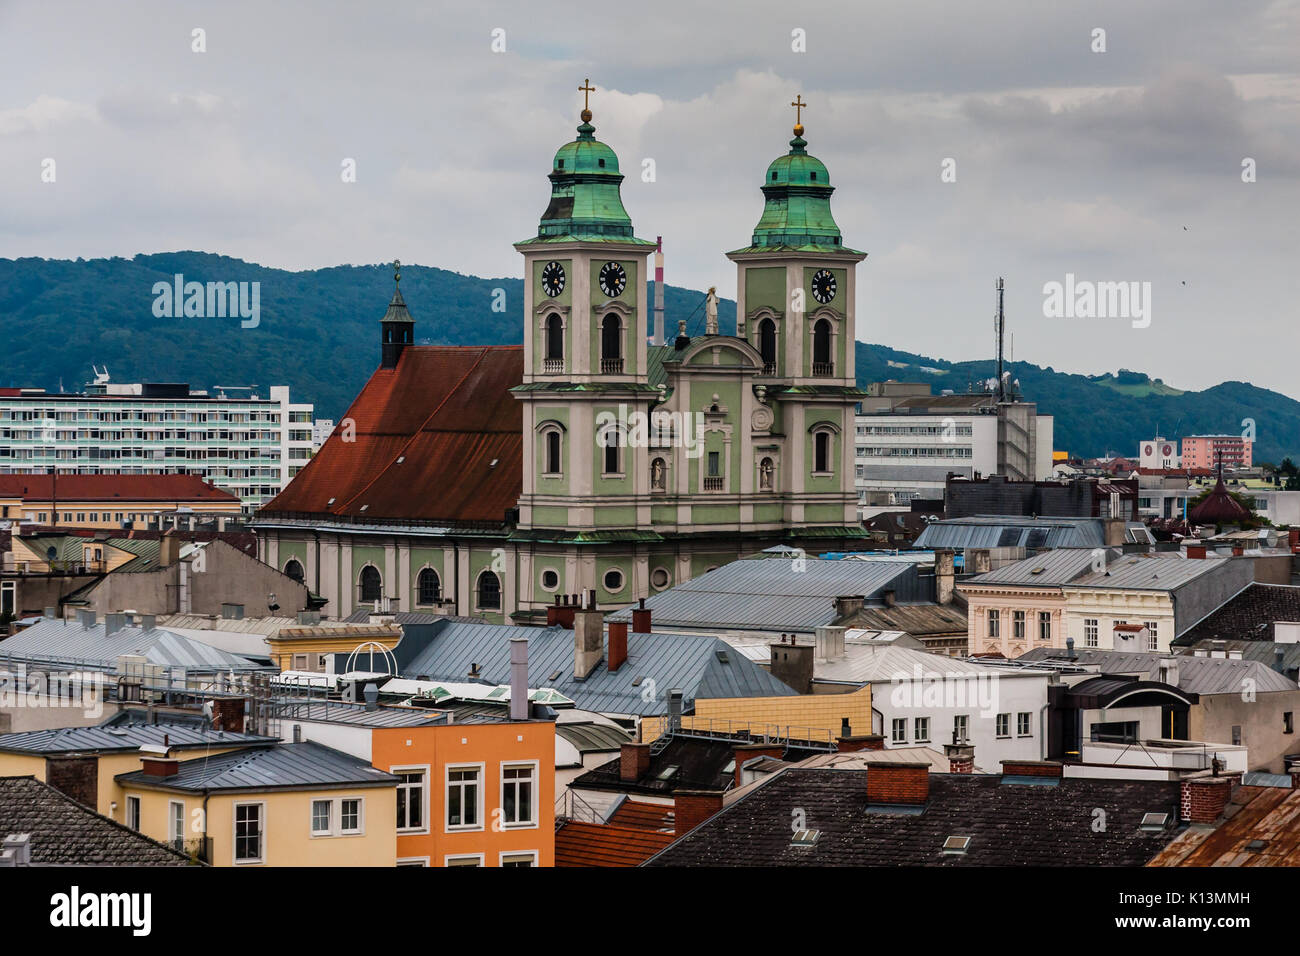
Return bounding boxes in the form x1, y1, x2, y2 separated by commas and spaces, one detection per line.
1181, 435, 1252, 471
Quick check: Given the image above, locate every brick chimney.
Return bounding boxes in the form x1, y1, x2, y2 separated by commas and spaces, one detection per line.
209, 697, 247, 733
632, 597, 652, 634
141, 756, 179, 778
573, 590, 602, 679
620, 742, 651, 782
732, 742, 785, 788
945, 742, 976, 774
674, 790, 723, 836
44, 754, 98, 808
837, 734, 883, 752
832, 595, 864, 620
867, 762, 930, 805
1180, 775, 1233, 824
608, 621, 628, 672
159, 528, 181, 568
1000, 759, 1062, 779
1187, 544, 1207, 560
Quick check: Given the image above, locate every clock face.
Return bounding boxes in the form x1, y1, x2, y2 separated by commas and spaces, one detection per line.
541, 261, 565, 298
811, 269, 837, 304
598, 261, 627, 298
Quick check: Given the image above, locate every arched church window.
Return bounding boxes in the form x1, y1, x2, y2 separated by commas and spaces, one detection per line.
417, 568, 441, 605
812, 319, 832, 375
359, 565, 382, 602
545, 430, 562, 475
814, 431, 832, 474
545, 313, 563, 362
284, 559, 304, 583
601, 315, 622, 372
759, 319, 777, 373
477, 570, 501, 610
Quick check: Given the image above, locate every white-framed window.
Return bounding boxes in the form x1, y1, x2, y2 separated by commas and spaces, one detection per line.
602, 567, 625, 594
891, 718, 907, 743
393, 766, 429, 834
311, 799, 332, 836
397, 857, 431, 867
1084, 618, 1099, 648
501, 762, 538, 828
1012, 610, 1025, 640
233, 801, 265, 864
954, 715, 969, 744
987, 609, 1000, 639
500, 850, 538, 867
995, 713, 1010, 738
126, 795, 141, 831
340, 797, 363, 835
1144, 621, 1159, 652
1038, 611, 1051, 642
1017, 712, 1032, 737
914, 717, 930, 742
168, 800, 185, 848
446, 764, 484, 831
444, 854, 484, 867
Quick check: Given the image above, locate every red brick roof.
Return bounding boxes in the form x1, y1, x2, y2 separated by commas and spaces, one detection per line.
0, 473, 238, 503
607, 799, 675, 831
260, 346, 523, 525
555, 820, 676, 867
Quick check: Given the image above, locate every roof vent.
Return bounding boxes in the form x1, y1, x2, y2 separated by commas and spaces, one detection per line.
791, 829, 820, 848
1139, 812, 1169, 831
715, 649, 729, 664
396, 456, 405, 464
942, 835, 970, 854
359, 504, 369, 512
1246, 839, 1268, 852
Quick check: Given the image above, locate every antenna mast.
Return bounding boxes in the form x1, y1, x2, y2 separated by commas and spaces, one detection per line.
994, 277, 1006, 403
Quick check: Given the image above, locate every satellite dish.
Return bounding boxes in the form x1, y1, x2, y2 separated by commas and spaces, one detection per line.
46, 546, 58, 562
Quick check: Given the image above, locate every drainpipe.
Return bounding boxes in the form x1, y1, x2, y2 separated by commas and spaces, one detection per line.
453, 540, 460, 616
202, 791, 210, 863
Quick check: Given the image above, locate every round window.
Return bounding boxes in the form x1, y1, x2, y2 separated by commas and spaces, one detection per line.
651, 567, 670, 590
603, 568, 625, 592
540, 569, 559, 591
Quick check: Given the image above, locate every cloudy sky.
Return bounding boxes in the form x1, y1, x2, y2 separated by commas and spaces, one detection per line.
3, 0, 1298, 397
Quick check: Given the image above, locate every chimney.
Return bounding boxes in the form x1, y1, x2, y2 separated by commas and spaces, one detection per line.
1275, 646, 1287, 675
667, 689, 683, 734
363, 682, 379, 712
509, 637, 530, 720
732, 742, 785, 788
1180, 776, 1233, 824
1000, 759, 1063, 779
968, 549, 992, 574
945, 742, 976, 774
768, 638, 814, 695
934, 550, 956, 604
607, 621, 628, 672
620, 742, 651, 782
77, 609, 96, 629
632, 597, 652, 634
141, 755, 179, 778
104, 612, 127, 637
292, 723, 302, 743
573, 593, 603, 679
1104, 517, 1126, 548
209, 697, 247, 733
1157, 657, 1180, 688
139, 614, 156, 632
43, 607, 56, 620
866, 763, 930, 805
546, 596, 559, 627
159, 529, 180, 568
673, 790, 723, 837
832, 595, 864, 620
881, 589, 897, 608
0, 833, 32, 867
837, 733, 883, 752
1187, 543, 1207, 560
815, 625, 846, 660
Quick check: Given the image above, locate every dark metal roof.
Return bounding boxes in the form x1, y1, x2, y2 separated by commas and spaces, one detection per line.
0, 722, 275, 756
115, 741, 400, 793
1173, 583, 1300, 647
0, 618, 269, 672
1019, 646, 1295, 695
962, 548, 1117, 587
1064, 676, 1197, 709
556, 721, 632, 754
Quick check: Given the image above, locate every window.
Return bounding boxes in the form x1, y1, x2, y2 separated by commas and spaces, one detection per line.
126, 795, 141, 831
987, 609, 1000, 639
445, 855, 483, 867
417, 567, 441, 605
996, 713, 1010, 737
914, 717, 930, 742
447, 766, 482, 830
169, 800, 185, 849
340, 798, 362, 835
892, 718, 907, 743
600, 314, 622, 371
502, 763, 536, 827
476, 571, 501, 610
1084, 618, 1099, 648
396, 770, 426, 832
651, 567, 670, 589
540, 568, 559, 591
283, 558, 304, 583
603, 568, 625, 593
708, 451, 720, 476
1012, 610, 1025, 640
234, 803, 263, 863
1232, 725, 1242, 746
1144, 620, 1159, 652
359, 565, 382, 602
814, 431, 831, 474
1285, 712, 1294, 735
954, 715, 969, 744
544, 429, 562, 475
544, 313, 563, 361
501, 851, 538, 867
812, 318, 832, 374
312, 799, 332, 836
1038, 611, 1051, 642
1017, 713, 1032, 737
758, 318, 777, 372
604, 440, 620, 476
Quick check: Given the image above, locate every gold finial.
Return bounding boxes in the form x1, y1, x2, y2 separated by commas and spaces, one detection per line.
393, 259, 401, 285
791, 94, 806, 136
579, 78, 595, 122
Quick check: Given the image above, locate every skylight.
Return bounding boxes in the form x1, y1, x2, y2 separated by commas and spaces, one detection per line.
942, 835, 971, 854
1139, 812, 1169, 830
791, 829, 820, 848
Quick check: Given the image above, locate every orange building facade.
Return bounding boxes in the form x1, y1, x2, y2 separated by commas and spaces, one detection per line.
370, 720, 555, 867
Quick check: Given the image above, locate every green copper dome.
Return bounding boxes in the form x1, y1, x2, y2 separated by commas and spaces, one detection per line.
529, 119, 641, 242
748, 131, 848, 250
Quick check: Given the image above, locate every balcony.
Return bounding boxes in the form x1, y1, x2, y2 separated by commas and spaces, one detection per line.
542, 358, 564, 374
812, 362, 834, 377
600, 358, 624, 374
762, 362, 777, 376
703, 476, 724, 491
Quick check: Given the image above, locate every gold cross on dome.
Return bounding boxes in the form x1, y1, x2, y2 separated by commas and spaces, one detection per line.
791, 94, 806, 125
579, 78, 595, 111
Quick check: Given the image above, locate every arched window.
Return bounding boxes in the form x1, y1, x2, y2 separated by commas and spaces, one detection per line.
283, 558, 304, 583
359, 565, 382, 602
545, 313, 563, 362
545, 430, 562, 475
812, 319, 832, 374
417, 567, 441, 605
604, 441, 620, 476
601, 314, 622, 372
759, 318, 777, 373
477, 570, 501, 610
814, 431, 832, 474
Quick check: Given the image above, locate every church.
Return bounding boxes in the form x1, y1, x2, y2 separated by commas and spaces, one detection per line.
253, 88, 870, 624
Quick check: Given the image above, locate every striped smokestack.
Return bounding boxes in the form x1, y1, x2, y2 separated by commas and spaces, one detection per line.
653, 236, 665, 346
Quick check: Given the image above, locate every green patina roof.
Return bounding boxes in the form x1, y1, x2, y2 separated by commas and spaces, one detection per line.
517, 119, 654, 246
735, 129, 861, 254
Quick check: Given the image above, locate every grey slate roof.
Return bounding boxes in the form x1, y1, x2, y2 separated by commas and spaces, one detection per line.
961, 548, 1117, 587
0, 775, 194, 866
272, 699, 450, 728
1064, 554, 1228, 592
0, 618, 269, 673
115, 741, 400, 793
0, 722, 275, 756
1017, 647, 1298, 694
607, 556, 921, 632
357, 619, 798, 717
915, 516, 1151, 550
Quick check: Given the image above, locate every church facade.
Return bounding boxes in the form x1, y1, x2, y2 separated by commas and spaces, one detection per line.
253, 94, 869, 624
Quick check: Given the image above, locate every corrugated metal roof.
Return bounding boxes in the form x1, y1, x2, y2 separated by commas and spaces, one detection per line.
1018, 647, 1297, 694
607, 556, 919, 631
0, 618, 270, 672
115, 741, 400, 792
1064, 554, 1226, 592
380, 620, 797, 717
962, 548, 1116, 587
272, 699, 450, 728
915, 516, 1152, 550
556, 721, 633, 753
0, 722, 275, 755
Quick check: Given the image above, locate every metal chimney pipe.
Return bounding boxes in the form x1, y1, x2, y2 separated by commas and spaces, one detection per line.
509, 637, 529, 721
652, 237, 665, 347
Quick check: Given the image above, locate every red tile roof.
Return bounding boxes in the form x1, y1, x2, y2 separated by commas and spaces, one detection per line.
0, 473, 238, 503
554, 820, 677, 867
260, 346, 523, 525
607, 799, 675, 831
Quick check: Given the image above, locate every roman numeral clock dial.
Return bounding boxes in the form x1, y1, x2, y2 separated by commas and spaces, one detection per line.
811, 269, 837, 304
541, 260, 565, 298
598, 261, 627, 298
